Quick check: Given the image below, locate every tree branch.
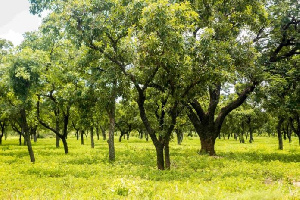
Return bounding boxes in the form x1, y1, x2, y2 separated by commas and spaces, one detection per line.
190, 99, 206, 122
215, 81, 258, 131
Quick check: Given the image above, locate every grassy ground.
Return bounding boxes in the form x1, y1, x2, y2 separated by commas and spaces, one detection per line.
0, 135, 299, 200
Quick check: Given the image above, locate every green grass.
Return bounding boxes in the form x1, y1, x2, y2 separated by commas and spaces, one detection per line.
0, 136, 299, 199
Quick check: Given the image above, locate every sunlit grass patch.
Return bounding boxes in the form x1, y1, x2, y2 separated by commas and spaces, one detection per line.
0, 136, 299, 199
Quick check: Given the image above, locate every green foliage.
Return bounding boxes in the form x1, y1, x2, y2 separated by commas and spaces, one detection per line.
0, 136, 299, 199
9, 48, 47, 102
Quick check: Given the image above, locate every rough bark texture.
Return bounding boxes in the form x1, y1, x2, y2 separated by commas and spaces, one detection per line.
199, 137, 216, 155
61, 137, 68, 154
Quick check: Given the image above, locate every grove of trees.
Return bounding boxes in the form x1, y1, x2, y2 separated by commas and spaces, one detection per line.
0, 0, 299, 170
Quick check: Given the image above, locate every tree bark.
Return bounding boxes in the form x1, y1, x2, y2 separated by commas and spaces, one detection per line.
56, 135, 60, 148
145, 131, 149, 141
119, 132, 123, 142
100, 126, 106, 140
20, 108, 35, 162
33, 133, 37, 142
155, 144, 164, 170
277, 116, 284, 150
25, 134, 35, 162
61, 136, 68, 154
139, 130, 143, 139
186, 82, 257, 155
164, 141, 170, 169
249, 129, 254, 143
289, 115, 300, 146
199, 136, 216, 155
76, 130, 79, 140
81, 130, 84, 145
108, 108, 116, 162
19, 133, 22, 146
0, 122, 5, 145
90, 127, 94, 148
96, 127, 100, 140
176, 129, 183, 145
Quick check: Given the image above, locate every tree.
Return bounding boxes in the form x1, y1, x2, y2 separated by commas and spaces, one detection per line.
8, 47, 48, 162
0, 39, 13, 145
186, 0, 299, 155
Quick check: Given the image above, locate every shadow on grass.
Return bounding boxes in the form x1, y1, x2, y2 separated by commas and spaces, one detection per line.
221, 151, 300, 163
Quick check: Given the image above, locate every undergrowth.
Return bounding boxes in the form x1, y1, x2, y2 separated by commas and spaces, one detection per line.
0, 136, 299, 199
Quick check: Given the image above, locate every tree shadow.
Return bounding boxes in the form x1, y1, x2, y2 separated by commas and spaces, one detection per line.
221, 151, 300, 163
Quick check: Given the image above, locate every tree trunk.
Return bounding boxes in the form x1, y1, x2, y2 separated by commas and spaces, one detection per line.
176, 129, 183, 145
234, 133, 237, 140
0, 123, 5, 145
101, 126, 106, 140
145, 132, 149, 141
25, 134, 35, 162
239, 132, 245, 143
289, 115, 300, 146
249, 127, 254, 143
61, 137, 68, 154
164, 141, 170, 169
56, 135, 60, 148
19, 134, 22, 145
20, 109, 35, 163
23, 135, 27, 146
287, 134, 292, 143
91, 127, 94, 148
139, 130, 143, 139
96, 127, 100, 140
33, 133, 37, 142
277, 117, 284, 150
155, 144, 164, 170
108, 109, 115, 162
199, 136, 216, 155
76, 130, 79, 140
119, 132, 123, 142
240, 122, 245, 143
81, 130, 84, 145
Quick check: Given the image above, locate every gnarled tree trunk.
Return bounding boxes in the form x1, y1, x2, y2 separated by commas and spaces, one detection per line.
199, 136, 216, 155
